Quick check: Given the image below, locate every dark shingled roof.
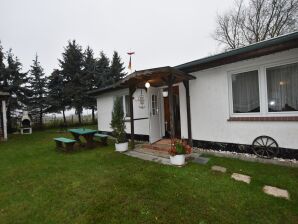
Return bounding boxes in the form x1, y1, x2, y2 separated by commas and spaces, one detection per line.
176, 31, 298, 73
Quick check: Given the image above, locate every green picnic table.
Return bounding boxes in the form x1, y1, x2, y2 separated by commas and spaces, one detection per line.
68, 128, 97, 148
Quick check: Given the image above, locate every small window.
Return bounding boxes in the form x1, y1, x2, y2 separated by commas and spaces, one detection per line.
113, 95, 130, 117
151, 94, 158, 115
267, 62, 298, 112
124, 95, 131, 117
232, 70, 260, 113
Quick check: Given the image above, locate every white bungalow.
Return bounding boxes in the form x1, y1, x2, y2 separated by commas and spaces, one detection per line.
90, 32, 298, 159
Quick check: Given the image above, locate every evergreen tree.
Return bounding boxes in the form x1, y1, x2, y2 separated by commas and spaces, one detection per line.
82, 46, 98, 123
110, 96, 126, 143
0, 49, 30, 131
0, 42, 5, 83
28, 55, 48, 128
59, 40, 84, 124
110, 51, 126, 83
48, 69, 69, 124
96, 51, 110, 86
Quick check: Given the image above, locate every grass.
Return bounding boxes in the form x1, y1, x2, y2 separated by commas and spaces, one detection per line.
0, 128, 297, 224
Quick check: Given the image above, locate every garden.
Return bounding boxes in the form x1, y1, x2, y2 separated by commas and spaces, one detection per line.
0, 128, 297, 224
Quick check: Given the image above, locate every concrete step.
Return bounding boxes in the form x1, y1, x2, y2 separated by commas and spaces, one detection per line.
134, 147, 170, 158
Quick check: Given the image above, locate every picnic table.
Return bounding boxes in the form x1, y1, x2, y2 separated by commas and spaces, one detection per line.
68, 128, 97, 148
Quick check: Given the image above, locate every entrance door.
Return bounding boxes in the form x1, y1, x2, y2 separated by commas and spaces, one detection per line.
163, 86, 181, 138
149, 87, 162, 143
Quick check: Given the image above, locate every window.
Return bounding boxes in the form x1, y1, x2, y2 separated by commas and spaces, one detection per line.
113, 95, 131, 117
124, 95, 131, 117
151, 94, 158, 115
267, 63, 298, 112
232, 70, 260, 113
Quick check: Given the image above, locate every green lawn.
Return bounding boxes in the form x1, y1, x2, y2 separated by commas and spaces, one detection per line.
0, 129, 297, 224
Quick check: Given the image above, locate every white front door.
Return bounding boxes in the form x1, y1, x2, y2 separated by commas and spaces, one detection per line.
149, 87, 162, 143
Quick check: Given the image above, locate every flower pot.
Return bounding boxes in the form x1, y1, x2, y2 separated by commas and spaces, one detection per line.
115, 142, 128, 152
170, 154, 185, 166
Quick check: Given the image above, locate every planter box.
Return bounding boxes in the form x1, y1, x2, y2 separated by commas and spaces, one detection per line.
115, 142, 128, 152
170, 155, 185, 166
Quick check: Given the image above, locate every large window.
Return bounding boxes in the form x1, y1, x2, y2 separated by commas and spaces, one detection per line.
232, 70, 260, 113
267, 63, 298, 112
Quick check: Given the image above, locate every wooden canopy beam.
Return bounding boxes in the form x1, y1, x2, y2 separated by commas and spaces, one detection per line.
168, 74, 175, 140
129, 86, 136, 149
183, 80, 192, 146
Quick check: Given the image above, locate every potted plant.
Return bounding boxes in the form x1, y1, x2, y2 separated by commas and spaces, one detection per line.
168, 139, 192, 165
110, 97, 128, 152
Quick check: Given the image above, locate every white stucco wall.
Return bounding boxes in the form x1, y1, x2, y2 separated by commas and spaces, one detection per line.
180, 48, 298, 149
96, 88, 149, 135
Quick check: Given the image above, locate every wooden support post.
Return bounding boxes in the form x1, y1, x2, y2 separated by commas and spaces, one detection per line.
183, 80, 193, 146
168, 74, 175, 139
129, 86, 136, 149
2, 100, 7, 141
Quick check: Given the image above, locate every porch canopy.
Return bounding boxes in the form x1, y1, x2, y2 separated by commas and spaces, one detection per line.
89, 66, 196, 148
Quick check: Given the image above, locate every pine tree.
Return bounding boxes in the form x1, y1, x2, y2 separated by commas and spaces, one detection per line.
110, 96, 126, 143
0, 42, 5, 83
110, 51, 126, 83
28, 55, 48, 128
82, 46, 98, 123
59, 40, 85, 124
0, 49, 30, 131
48, 69, 69, 124
96, 51, 110, 86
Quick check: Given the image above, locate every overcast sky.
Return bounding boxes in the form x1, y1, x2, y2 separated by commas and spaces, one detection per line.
0, 0, 234, 76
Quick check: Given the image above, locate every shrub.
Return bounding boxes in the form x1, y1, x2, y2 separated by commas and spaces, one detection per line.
110, 97, 127, 143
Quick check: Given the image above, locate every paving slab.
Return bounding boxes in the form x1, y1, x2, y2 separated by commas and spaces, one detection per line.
231, 173, 251, 184
124, 150, 171, 165
263, 186, 290, 200
211, 165, 226, 173
193, 157, 210, 165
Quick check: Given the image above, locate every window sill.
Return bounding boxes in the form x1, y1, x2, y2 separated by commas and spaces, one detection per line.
228, 116, 298, 121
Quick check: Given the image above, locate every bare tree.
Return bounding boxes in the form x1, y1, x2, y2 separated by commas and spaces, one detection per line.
214, 0, 298, 50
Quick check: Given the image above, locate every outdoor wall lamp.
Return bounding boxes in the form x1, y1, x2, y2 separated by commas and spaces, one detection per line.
145, 82, 150, 88
162, 90, 168, 97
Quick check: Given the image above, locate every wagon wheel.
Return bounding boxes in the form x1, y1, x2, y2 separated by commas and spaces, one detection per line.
252, 136, 279, 159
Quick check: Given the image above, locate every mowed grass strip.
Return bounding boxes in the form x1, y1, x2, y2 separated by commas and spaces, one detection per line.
0, 128, 297, 224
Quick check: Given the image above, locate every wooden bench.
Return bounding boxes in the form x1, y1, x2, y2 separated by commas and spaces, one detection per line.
94, 133, 109, 146
54, 137, 77, 151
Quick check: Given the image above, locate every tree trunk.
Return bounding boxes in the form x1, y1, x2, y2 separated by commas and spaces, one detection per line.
62, 109, 66, 124
78, 112, 81, 124
39, 108, 43, 128
92, 108, 95, 124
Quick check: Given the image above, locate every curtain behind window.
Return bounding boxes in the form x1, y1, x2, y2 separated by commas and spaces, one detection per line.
267, 63, 298, 112
232, 70, 260, 113
124, 95, 131, 117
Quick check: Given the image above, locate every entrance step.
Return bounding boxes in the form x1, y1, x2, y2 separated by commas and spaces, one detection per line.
134, 146, 170, 158
142, 144, 170, 152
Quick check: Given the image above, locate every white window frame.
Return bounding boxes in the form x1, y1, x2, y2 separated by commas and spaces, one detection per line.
263, 59, 298, 116
228, 66, 262, 117
228, 57, 298, 117
123, 95, 131, 118
112, 90, 131, 118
